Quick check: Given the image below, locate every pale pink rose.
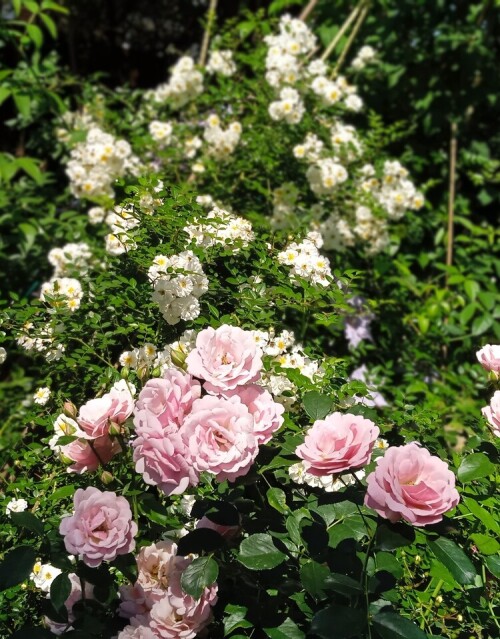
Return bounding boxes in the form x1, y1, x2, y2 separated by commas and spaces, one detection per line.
364, 442, 460, 526
136, 540, 180, 597
132, 410, 198, 495
118, 583, 155, 618
45, 572, 94, 635
223, 384, 285, 444
186, 325, 263, 392
476, 344, 500, 373
295, 412, 379, 476
182, 395, 258, 482
149, 577, 217, 639
135, 371, 201, 428
482, 390, 500, 438
77, 387, 134, 439
59, 487, 137, 567
196, 515, 241, 540
117, 622, 157, 639
61, 434, 121, 474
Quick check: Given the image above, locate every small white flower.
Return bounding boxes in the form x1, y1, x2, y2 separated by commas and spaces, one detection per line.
33, 387, 51, 405
5, 498, 28, 516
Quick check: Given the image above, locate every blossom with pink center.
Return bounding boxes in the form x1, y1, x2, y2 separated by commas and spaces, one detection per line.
45, 572, 94, 635
223, 384, 284, 444
186, 325, 263, 393
364, 442, 460, 526
182, 395, 257, 482
117, 623, 157, 639
482, 390, 500, 438
132, 410, 198, 495
136, 540, 182, 596
135, 370, 201, 428
295, 412, 379, 476
118, 583, 155, 619
77, 386, 134, 439
476, 344, 500, 373
59, 487, 137, 567
61, 434, 121, 474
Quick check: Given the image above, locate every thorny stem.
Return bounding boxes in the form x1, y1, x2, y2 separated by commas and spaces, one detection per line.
198, 0, 218, 68
320, 0, 365, 62
331, 3, 369, 78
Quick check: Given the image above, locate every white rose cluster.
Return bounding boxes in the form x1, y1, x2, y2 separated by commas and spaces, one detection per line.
271, 182, 300, 229
289, 462, 366, 492
330, 120, 363, 160
48, 242, 92, 277
119, 343, 158, 371
206, 49, 236, 77
17, 322, 65, 361
66, 126, 139, 198
293, 133, 324, 163
149, 56, 203, 109
310, 74, 363, 111
351, 45, 377, 70
264, 14, 317, 87
306, 158, 349, 195
185, 205, 254, 250
151, 329, 198, 375
269, 87, 305, 125
40, 277, 84, 312
148, 251, 208, 325
5, 497, 28, 516
203, 115, 242, 159
149, 120, 174, 145
104, 204, 140, 256
30, 562, 62, 593
369, 160, 425, 219
278, 235, 332, 287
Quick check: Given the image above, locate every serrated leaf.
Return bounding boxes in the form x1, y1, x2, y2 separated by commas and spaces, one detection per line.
10, 511, 45, 536
180, 556, 218, 599
471, 314, 493, 336
266, 487, 289, 514
223, 604, 252, 634
485, 555, 500, 578
457, 453, 495, 482
429, 537, 478, 585
469, 534, 500, 555
264, 617, 305, 639
302, 391, 333, 421
238, 533, 286, 570
372, 611, 428, 639
300, 561, 330, 599
0, 546, 36, 591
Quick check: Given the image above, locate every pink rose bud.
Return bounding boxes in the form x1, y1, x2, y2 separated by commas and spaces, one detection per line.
482, 390, 500, 438
476, 344, 500, 373
63, 401, 78, 419
364, 442, 460, 526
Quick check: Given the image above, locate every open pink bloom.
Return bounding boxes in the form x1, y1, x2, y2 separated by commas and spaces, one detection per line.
61, 434, 121, 474
186, 324, 263, 392
196, 515, 241, 540
77, 386, 134, 439
132, 410, 198, 495
118, 583, 155, 619
117, 623, 157, 639
59, 487, 137, 567
45, 572, 94, 635
476, 344, 500, 373
135, 371, 201, 428
295, 412, 379, 476
364, 442, 460, 526
223, 384, 284, 444
182, 395, 258, 482
482, 390, 500, 438
136, 540, 181, 597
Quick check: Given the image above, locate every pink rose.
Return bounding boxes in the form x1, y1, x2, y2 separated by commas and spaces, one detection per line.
135, 371, 201, 428
45, 572, 94, 635
223, 384, 285, 445
476, 344, 500, 373
186, 325, 263, 392
482, 390, 500, 438
132, 410, 198, 495
295, 412, 379, 476
119, 583, 155, 619
61, 434, 121, 474
136, 541, 180, 597
78, 386, 134, 439
196, 515, 241, 540
364, 442, 460, 526
182, 395, 258, 482
59, 487, 137, 567
117, 623, 157, 639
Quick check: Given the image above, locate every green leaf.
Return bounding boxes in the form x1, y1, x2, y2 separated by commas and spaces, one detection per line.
457, 453, 495, 482
13, 93, 31, 119
485, 555, 500, 578
0, 87, 11, 108
16, 157, 43, 184
0, 546, 36, 591
375, 523, 415, 551
138, 493, 170, 526
49, 485, 76, 501
429, 537, 478, 585
372, 611, 428, 639
310, 605, 366, 639
238, 533, 286, 570
49, 572, 72, 613
323, 573, 362, 596
180, 556, 218, 599
266, 487, 289, 514
11, 629, 54, 639
469, 534, 500, 555
463, 497, 500, 534
464, 280, 480, 301
264, 617, 305, 639
223, 604, 252, 635
302, 391, 333, 421
40, 12, 57, 38
10, 511, 45, 536
300, 561, 330, 599
471, 314, 493, 336
26, 23, 44, 48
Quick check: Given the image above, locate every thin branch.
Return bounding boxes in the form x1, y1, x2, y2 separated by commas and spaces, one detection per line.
331, 3, 369, 77
445, 122, 458, 283
198, 0, 218, 68
299, 0, 319, 21
320, 1, 364, 62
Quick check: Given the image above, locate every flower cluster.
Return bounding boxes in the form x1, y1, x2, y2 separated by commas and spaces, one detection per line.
132, 325, 284, 495
149, 120, 174, 145
269, 87, 305, 124
148, 56, 203, 109
289, 462, 366, 493
40, 277, 84, 312
148, 251, 208, 325
17, 321, 65, 361
271, 182, 300, 229
277, 235, 332, 286
206, 49, 236, 76
351, 45, 377, 70
203, 115, 242, 159
48, 242, 93, 277
184, 205, 254, 249
117, 540, 217, 639
66, 126, 139, 198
